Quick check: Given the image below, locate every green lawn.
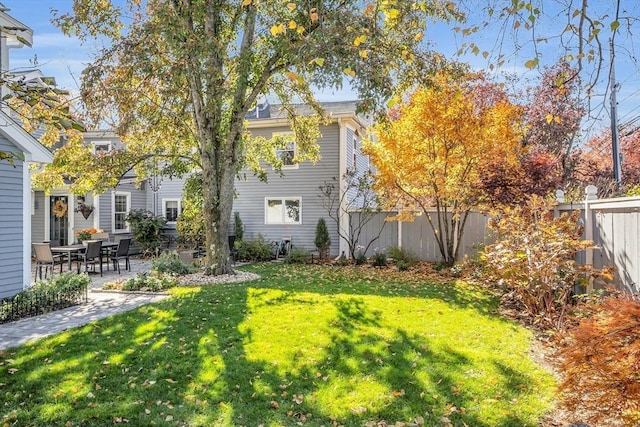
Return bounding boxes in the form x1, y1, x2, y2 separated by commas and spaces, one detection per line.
0, 264, 556, 426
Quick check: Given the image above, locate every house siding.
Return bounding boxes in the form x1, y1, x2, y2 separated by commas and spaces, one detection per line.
0, 138, 25, 298
234, 123, 342, 255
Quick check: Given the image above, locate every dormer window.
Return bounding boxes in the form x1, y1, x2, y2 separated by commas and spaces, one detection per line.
92, 141, 112, 154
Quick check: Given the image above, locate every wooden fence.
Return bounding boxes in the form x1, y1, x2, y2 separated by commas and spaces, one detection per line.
350, 194, 640, 295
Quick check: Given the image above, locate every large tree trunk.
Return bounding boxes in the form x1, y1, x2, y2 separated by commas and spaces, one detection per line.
201, 131, 236, 276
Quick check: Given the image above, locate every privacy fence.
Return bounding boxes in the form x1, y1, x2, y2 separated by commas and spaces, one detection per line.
351, 193, 640, 295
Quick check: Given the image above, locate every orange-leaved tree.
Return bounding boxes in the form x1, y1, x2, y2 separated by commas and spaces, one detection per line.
364, 72, 525, 266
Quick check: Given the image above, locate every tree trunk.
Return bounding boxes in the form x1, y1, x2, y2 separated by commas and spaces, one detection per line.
201, 132, 236, 276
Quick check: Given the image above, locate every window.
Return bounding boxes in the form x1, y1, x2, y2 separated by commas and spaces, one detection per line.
92, 141, 112, 154
352, 135, 358, 170
163, 199, 181, 222
274, 132, 298, 169
113, 192, 130, 232
265, 197, 301, 224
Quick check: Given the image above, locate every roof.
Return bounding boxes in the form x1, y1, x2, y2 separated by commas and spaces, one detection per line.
247, 100, 370, 128
0, 110, 52, 163
0, 5, 33, 47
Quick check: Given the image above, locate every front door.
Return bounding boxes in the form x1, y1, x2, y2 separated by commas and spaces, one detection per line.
50, 196, 70, 246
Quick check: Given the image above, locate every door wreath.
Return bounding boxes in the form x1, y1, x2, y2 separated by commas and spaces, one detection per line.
52, 200, 68, 218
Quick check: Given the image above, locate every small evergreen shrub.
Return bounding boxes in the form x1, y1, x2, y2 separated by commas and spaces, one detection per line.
235, 234, 274, 261
234, 212, 244, 241
106, 272, 177, 292
371, 249, 387, 268
449, 264, 463, 278
284, 247, 311, 264
355, 251, 368, 266
387, 246, 419, 269
314, 218, 331, 259
152, 251, 198, 275
0, 273, 90, 323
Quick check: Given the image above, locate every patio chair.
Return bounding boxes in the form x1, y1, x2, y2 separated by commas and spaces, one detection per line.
73, 240, 103, 276
33, 243, 65, 281
107, 238, 131, 274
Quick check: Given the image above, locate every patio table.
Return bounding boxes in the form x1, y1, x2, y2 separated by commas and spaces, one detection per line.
51, 242, 118, 271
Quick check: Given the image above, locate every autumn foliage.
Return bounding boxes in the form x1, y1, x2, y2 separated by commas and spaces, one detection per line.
482, 196, 594, 330
559, 294, 640, 425
365, 72, 525, 266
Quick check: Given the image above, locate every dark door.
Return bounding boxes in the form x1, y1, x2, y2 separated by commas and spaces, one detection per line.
50, 196, 70, 246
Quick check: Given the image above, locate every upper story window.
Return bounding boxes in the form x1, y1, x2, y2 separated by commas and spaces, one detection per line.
113, 192, 130, 232
163, 199, 182, 223
265, 197, 301, 224
92, 141, 112, 154
274, 132, 298, 169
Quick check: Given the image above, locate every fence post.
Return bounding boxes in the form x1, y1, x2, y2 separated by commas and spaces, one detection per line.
584, 185, 598, 292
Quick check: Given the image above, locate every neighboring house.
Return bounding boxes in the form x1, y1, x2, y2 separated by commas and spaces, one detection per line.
31, 101, 371, 258
31, 131, 146, 246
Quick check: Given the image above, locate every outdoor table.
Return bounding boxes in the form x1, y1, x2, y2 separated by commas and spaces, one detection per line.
51, 242, 118, 271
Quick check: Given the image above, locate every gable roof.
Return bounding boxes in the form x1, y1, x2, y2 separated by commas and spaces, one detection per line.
0, 110, 52, 163
0, 4, 33, 47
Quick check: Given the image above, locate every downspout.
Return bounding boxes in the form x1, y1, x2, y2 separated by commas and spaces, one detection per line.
337, 118, 349, 256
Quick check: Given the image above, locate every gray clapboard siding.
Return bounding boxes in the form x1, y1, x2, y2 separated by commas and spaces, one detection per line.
0, 137, 25, 298
234, 123, 342, 255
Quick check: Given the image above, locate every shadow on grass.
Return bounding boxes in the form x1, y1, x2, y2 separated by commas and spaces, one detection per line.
0, 264, 552, 426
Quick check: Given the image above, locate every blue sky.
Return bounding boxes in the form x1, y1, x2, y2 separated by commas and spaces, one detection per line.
4, 0, 640, 137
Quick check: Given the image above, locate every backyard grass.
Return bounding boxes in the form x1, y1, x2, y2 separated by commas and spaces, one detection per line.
0, 263, 556, 426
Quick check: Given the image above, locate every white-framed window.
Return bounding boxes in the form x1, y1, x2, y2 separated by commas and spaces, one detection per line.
92, 141, 112, 154
265, 197, 301, 224
274, 132, 298, 169
163, 199, 182, 223
113, 192, 131, 232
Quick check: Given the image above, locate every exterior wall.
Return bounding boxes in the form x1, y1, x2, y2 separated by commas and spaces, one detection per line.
31, 191, 46, 243
0, 137, 24, 298
233, 123, 342, 255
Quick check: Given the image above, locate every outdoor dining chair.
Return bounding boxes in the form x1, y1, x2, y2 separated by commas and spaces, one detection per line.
33, 243, 65, 281
107, 238, 131, 274
73, 240, 103, 276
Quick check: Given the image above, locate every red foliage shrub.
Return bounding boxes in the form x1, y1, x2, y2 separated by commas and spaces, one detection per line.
559, 294, 640, 425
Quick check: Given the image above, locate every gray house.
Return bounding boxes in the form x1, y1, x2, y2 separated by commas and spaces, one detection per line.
0, 111, 53, 298
0, 5, 56, 299
31, 101, 371, 258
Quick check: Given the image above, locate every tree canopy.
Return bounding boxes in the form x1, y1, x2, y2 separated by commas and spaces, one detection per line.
364, 71, 526, 266
54, 0, 465, 274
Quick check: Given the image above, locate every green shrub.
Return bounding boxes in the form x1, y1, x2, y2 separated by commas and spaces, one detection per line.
125, 209, 167, 256
387, 246, 419, 269
432, 260, 447, 272
284, 247, 311, 264
153, 251, 198, 275
176, 173, 205, 249
234, 211, 244, 241
1, 273, 90, 323
355, 251, 368, 265
235, 234, 274, 261
107, 272, 177, 292
371, 249, 388, 268
336, 252, 349, 266
314, 218, 331, 259
450, 264, 463, 278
